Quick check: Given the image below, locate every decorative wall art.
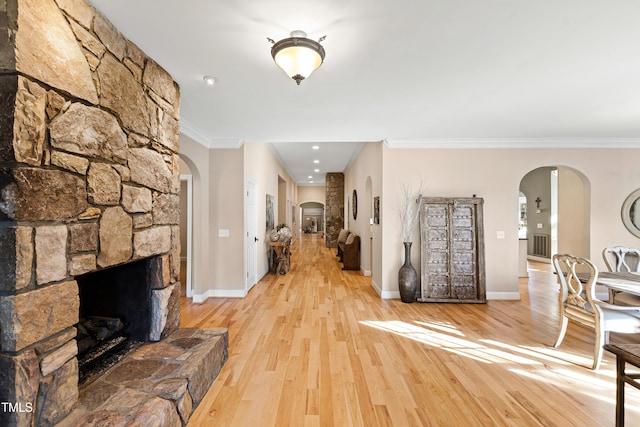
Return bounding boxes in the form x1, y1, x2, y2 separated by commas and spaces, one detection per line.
352, 189, 358, 220
266, 194, 275, 230
374, 196, 380, 224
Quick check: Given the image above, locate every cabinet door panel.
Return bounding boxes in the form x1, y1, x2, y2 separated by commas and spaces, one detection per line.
419, 197, 486, 303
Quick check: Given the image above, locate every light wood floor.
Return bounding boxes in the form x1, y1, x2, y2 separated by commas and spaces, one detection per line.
181, 233, 640, 426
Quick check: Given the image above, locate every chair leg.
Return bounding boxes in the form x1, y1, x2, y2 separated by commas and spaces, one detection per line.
593, 327, 606, 370
554, 316, 568, 348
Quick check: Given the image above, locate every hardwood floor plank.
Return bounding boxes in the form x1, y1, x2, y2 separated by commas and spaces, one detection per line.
183, 233, 640, 426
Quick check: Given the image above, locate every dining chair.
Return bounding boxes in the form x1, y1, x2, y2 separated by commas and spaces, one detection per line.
602, 246, 640, 305
552, 254, 640, 370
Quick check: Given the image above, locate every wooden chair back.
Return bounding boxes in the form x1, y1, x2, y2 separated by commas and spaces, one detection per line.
553, 254, 598, 327
603, 246, 640, 272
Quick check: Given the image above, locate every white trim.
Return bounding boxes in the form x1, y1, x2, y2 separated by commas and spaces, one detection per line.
527, 255, 551, 263
180, 174, 193, 298
266, 143, 297, 183
179, 119, 244, 149
210, 138, 244, 149
384, 138, 640, 149
344, 142, 365, 170
361, 268, 372, 277
380, 290, 401, 299
370, 279, 383, 297
245, 177, 258, 294
486, 292, 521, 300
192, 288, 247, 303
180, 119, 210, 147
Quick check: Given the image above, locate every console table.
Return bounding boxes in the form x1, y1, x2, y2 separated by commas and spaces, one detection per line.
604, 344, 640, 427
267, 239, 291, 275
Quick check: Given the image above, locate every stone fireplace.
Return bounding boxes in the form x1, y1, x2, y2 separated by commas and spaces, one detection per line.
0, 1, 226, 426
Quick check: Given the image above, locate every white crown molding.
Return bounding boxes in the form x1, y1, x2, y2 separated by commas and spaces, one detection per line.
209, 138, 245, 149
384, 138, 640, 149
265, 142, 298, 184
344, 142, 365, 171
180, 119, 211, 147
180, 119, 244, 149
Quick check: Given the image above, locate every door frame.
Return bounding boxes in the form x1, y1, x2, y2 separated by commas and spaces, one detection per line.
245, 177, 258, 293
180, 174, 193, 298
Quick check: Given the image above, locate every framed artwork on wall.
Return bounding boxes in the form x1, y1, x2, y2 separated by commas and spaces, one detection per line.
374, 196, 380, 224
266, 194, 274, 230
352, 189, 358, 220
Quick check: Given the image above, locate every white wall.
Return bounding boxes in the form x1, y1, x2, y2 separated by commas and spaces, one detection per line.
344, 142, 383, 286
298, 186, 325, 204
179, 135, 213, 299
244, 142, 296, 279
557, 167, 590, 258
378, 146, 640, 300
184, 135, 640, 302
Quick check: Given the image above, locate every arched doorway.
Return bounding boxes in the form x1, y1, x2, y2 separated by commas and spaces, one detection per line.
363, 176, 373, 276
300, 201, 325, 235
519, 166, 590, 271
179, 155, 199, 299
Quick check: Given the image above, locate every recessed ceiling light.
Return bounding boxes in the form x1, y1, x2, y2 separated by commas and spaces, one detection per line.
203, 76, 216, 86
313, 160, 319, 164
312, 145, 319, 150
308, 175, 313, 179
314, 169, 320, 173
309, 181, 314, 183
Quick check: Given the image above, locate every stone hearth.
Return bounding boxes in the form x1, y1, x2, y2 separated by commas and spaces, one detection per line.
0, 1, 227, 425
58, 328, 228, 427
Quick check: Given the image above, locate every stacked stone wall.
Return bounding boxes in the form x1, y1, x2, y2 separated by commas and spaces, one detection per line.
325, 173, 345, 248
0, 0, 181, 425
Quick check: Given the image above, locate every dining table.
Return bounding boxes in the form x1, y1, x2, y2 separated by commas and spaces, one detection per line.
597, 271, 640, 297
597, 271, 640, 427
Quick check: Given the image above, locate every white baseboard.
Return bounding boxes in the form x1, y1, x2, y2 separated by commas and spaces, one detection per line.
381, 290, 401, 299
372, 282, 521, 301
486, 292, 521, 300
373, 279, 401, 299
191, 288, 246, 303
361, 268, 372, 277
371, 278, 382, 297
527, 255, 551, 263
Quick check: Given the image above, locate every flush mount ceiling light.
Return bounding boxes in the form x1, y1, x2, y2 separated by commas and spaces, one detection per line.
203, 76, 216, 86
268, 31, 326, 85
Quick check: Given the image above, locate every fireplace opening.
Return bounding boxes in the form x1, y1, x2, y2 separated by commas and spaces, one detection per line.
76, 258, 152, 385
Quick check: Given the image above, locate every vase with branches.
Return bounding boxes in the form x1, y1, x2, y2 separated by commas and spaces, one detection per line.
398, 182, 424, 303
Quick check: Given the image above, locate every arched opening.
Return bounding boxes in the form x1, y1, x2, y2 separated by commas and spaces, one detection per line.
519, 166, 590, 273
300, 201, 325, 235
179, 154, 200, 299
364, 176, 373, 276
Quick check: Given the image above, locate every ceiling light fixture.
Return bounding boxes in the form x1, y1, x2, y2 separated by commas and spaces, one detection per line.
313, 160, 320, 164
312, 145, 319, 150
203, 76, 216, 86
268, 31, 326, 85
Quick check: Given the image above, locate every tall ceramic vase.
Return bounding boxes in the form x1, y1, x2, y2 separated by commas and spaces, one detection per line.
398, 242, 418, 303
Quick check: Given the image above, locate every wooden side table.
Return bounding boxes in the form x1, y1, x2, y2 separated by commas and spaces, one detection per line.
267, 239, 291, 275
604, 344, 640, 427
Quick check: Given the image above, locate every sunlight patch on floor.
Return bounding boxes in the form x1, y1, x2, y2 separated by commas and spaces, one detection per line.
361, 320, 541, 365
361, 318, 640, 414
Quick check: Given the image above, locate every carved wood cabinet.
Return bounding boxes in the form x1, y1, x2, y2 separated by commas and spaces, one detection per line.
419, 197, 486, 303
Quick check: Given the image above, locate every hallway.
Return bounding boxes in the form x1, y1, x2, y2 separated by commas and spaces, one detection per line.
181, 233, 640, 426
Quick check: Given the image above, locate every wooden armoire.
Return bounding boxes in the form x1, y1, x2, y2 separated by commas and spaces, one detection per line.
419, 197, 486, 303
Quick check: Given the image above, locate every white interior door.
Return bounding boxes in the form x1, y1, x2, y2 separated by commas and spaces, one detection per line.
246, 178, 258, 292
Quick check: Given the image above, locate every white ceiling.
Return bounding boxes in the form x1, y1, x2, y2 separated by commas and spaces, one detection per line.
90, 0, 640, 185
